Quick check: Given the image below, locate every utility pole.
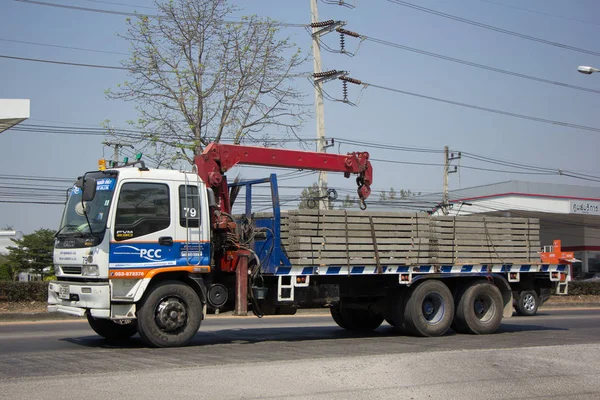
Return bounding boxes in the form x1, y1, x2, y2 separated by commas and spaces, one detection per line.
310, 0, 328, 210
443, 146, 449, 211
442, 146, 461, 215
103, 141, 133, 167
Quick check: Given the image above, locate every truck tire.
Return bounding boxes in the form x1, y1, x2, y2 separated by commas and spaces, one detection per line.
330, 304, 383, 332
384, 290, 407, 332
86, 313, 137, 341
403, 280, 454, 337
453, 281, 503, 335
136, 281, 202, 347
515, 290, 539, 316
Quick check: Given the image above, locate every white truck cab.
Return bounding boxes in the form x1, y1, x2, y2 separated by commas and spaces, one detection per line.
48, 168, 211, 323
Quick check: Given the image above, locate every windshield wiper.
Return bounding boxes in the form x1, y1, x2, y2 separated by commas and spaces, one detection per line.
55, 224, 78, 237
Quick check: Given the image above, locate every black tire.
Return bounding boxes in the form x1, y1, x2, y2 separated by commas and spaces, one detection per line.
330, 304, 384, 332
136, 281, 202, 347
515, 290, 539, 316
86, 313, 137, 341
403, 280, 454, 337
384, 290, 407, 332
453, 281, 503, 335
330, 304, 349, 329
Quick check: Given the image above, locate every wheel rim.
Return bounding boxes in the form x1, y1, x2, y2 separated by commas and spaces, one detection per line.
473, 295, 495, 322
421, 293, 445, 324
523, 293, 536, 311
155, 295, 188, 333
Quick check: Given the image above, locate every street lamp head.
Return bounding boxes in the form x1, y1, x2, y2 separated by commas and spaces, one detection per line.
578, 65, 600, 75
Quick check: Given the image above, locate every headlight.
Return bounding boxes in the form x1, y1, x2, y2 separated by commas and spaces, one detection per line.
82, 265, 99, 277
54, 265, 61, 275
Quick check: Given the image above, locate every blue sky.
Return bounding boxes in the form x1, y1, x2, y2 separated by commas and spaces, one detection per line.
1, 0, 600, 233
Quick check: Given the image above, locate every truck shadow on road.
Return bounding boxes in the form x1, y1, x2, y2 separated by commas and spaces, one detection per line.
61, 322, 567, 350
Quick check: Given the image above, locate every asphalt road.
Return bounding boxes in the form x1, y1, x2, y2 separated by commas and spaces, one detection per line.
0, 309, 599, 399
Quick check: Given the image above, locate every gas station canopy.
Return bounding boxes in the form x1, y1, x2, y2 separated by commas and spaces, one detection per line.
0, 99, 30, 134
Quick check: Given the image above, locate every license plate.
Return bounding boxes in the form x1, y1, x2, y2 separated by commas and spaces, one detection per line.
58, 285, 70, 300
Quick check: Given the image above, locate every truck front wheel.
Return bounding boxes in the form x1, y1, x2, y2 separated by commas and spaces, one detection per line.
86, 313, 137, 341
136, 281, 202, 347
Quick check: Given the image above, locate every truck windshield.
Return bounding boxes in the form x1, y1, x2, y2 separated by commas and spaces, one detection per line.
56, 174, 117, 245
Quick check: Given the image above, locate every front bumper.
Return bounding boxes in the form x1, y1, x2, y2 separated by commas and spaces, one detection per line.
48, 280, 110, 318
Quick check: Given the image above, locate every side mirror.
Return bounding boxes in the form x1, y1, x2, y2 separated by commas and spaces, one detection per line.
76, 177, 97, 201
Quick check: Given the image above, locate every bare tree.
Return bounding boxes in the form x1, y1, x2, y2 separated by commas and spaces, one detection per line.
106, 0, 309, 167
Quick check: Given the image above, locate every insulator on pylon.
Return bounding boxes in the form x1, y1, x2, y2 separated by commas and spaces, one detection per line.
310, 19, 335, 28
340, 32, 346, 52
339, 76, 362, 85
342, 80, 348, 102
313, 70, 339, 78
336, 28, 360, 38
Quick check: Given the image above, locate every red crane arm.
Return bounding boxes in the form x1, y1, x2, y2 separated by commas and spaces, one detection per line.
194, 142, 373, 202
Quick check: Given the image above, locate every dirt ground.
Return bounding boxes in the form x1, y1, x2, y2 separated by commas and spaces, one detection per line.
0, 301, 48, 314
1, 295, 600, 315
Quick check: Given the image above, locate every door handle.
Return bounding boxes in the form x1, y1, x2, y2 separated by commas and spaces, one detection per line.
158, 236, 173, 246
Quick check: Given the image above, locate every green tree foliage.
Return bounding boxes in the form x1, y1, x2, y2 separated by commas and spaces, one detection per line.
4, 229, 56, 281
106, 0, 309, 167
298, 183, 321, 210
0, 254, 11, 281
340, 194, 355, 209
379, 187, 422, 202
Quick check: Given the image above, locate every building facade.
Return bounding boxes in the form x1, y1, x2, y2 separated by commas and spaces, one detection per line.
438, 181, 600, 277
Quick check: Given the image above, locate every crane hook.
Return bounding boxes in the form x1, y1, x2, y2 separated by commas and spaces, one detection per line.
359, 199, 367, 210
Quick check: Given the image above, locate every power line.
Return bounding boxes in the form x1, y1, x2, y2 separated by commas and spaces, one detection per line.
477, 0, 600, 27
0, 38, 128, 56
364, 81, 600, 134
335, 138, 444, 154
364, 36, 600, 96
15, 0, 142, 16
14, 0, 307, 27
0, 54, 128, 70
385, 0, 600, 57
83, 0, 155, 10
461, 152, 600, 180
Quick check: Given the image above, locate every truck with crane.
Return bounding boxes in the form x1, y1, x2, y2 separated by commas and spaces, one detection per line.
48, 143, 570, 347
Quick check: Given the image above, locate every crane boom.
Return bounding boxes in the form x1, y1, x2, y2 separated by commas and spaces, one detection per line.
194, 142, 373, 209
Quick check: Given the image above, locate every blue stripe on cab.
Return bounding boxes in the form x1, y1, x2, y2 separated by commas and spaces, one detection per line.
326, 267, 341, 275
351, 266, 365, 274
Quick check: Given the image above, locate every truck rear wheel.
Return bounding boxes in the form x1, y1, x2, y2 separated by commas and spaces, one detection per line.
403, 280, 454, 337
136, 281, 202, 347
86, 313, 137, 341
384, 290, 407, 332
330, 304, 383, 332
453, 281, 503, 334
515, 290, 539, 316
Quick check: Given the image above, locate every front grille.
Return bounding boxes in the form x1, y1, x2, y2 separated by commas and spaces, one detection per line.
61, 266, 82, 275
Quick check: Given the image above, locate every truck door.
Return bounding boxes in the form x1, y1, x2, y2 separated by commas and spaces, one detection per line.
109, 181, 177, 275
173, 182, 210, 267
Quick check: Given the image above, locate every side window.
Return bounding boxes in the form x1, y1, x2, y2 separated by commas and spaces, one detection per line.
114, 183, 170, 241
179, 185, 200, 228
